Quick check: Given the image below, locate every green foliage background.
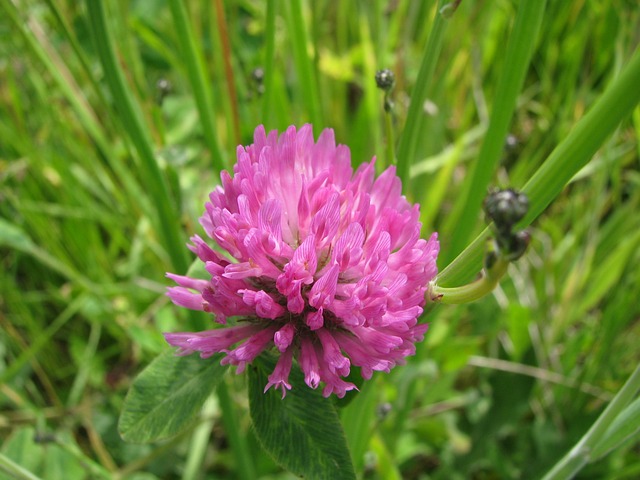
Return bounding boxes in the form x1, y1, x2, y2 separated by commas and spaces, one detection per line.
1, 0, 639, 478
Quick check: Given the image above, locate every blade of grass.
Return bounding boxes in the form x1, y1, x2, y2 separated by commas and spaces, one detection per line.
216, 380, 256, 480
437, 46, 640, 287
167, 0, 225, 172
0, 11, 152, 224
443, 0, 547, 264
341, 379, 379, 473
42, 0, 110, 112
85, 0, 189, 273
282, 0, 323, 128
181, 396, 218, 480
0, 453, 42, 480
1, 2, 108, 154
542, 363, 640, 480
358, 9, 383, 165
0, 218, 93, 290
0, 293, 86, 386
261, 0, 277, 126
396, 0, 447, 188
214, 0, 241, 145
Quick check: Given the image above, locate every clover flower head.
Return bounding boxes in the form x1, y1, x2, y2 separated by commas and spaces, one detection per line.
164, 125, 439, 398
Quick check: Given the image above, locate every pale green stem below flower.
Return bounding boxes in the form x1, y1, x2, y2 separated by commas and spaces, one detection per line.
429, 256, 509, 304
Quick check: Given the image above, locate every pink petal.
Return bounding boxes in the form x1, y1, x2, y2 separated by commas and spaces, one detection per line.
264, 346, 294, 398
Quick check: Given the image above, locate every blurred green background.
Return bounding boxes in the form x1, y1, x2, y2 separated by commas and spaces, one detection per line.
1, 0, 639, 478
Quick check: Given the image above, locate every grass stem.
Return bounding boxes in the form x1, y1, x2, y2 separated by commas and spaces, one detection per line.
217, 381, 256, 480
261, 0, 277, 126
542, 364, 640, 480
214, 0, 241, 145
86, 0, 189, 273
396, 0, 447, 189
168, 0, 226, 173
283, 0, 323, 128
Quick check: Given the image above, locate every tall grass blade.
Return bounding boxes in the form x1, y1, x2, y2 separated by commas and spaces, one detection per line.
282, 0, 323, 128
396, 0, 447, 187
85, 0, 189, 273
261, 0, 277, 126
542, 364, 640, 480
168, 0, 225, 172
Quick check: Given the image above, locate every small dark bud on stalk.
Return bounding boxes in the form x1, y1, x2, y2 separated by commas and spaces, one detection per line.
484, 188, 528, 232
501, 230, 531, 262
375, 69, 395, 91
483, 188, 530, 263
376, 69, 396, 113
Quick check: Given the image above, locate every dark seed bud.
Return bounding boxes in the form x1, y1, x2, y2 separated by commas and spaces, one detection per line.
484, 188, 529, 231
502, 230, 531, 262
375, 69, 395, 91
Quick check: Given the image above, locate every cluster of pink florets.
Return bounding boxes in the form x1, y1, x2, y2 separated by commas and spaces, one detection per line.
164, 125, 439, 398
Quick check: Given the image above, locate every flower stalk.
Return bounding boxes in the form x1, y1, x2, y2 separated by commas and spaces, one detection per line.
431, 189, 530, 304
430, 247, 509, 304
375, 69, 397, 167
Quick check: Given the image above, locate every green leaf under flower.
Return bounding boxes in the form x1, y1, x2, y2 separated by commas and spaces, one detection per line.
249, 354, 356, 480
119, 350, 227, 443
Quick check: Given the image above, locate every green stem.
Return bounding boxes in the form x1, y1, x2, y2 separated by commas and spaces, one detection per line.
261, 0, 277, 126
431, 257, 509, 304
443, 0, 547, 264
168, 0, 225, 173
217, 381, 256, 480
384, 107, 396, 167
182, 396, 218, 480
214, 0, 241, 145
283, 0, 323, 128
51, 434, 113, 479
42, 0, 110, 115
396, 0, 447, 188
437, 46, 640, 287
85, 0, 189, 273
0, 453, 42, 480
542, 364, 640, 480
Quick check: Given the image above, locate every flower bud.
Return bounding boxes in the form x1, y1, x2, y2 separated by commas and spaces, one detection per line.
375, 69, 395, 91
484, 188, 529, 231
